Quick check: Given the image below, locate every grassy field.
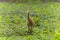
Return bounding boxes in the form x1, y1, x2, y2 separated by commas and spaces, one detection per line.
0, 2, 60, 40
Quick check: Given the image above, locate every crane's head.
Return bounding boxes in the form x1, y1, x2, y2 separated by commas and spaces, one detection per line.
27, 10, 30, 16
27, 10, 29, 14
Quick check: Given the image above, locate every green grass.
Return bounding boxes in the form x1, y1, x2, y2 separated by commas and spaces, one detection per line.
0, 2, 60, 40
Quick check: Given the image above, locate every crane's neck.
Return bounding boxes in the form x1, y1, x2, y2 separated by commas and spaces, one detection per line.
27, 12, 30, 19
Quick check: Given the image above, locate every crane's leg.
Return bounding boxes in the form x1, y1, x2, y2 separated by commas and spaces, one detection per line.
27, 25, 29, 32
28, 26, 30, 33
28, 26, 33, 34
27, 25, 33, 34
27, 25, 32, 34
30, 26, 33, 33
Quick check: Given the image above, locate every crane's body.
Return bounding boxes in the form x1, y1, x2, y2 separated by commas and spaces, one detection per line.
27, 17, 34, 26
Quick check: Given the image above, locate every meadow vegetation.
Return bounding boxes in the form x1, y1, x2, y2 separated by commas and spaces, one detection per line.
0, 2, 60, 40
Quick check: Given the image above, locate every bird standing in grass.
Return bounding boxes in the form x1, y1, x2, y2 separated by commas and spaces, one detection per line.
27, 10, 34, 34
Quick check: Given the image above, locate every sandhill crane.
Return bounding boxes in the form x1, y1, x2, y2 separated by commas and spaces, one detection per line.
27, 10, 34, 34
